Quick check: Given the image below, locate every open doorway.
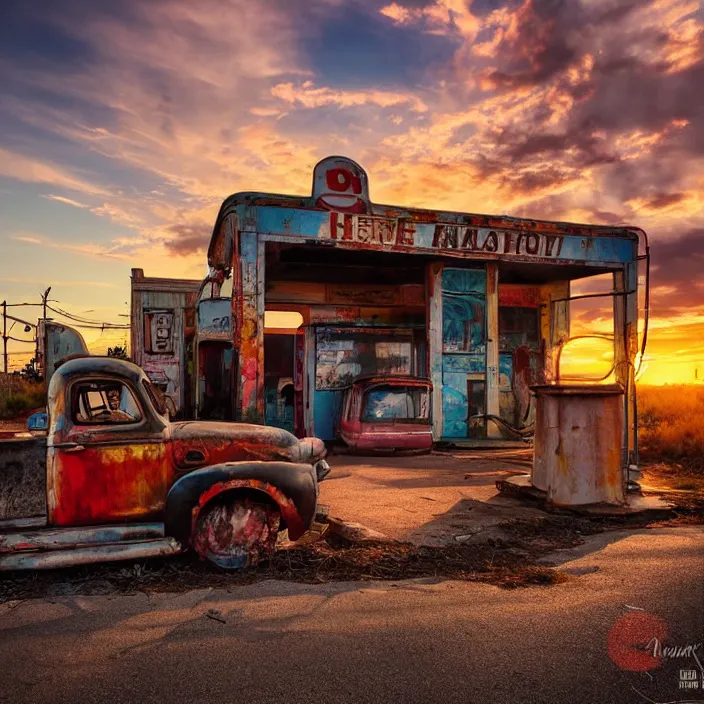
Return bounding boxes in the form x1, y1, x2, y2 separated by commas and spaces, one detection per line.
264, 311, 303, 436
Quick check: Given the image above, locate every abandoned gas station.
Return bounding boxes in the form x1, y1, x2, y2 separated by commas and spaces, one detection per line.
132, 155, 648, 506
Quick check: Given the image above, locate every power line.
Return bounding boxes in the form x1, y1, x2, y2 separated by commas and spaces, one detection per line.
46, 304, 130, 329
50, 305, 130, 328
6, 336, 35, 344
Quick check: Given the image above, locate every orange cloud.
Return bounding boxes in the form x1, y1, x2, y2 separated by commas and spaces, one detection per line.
0, 148, 109, 196
379, 0, 480, 39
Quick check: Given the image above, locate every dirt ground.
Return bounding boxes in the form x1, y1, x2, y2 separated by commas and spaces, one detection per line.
2, 449, 701, 602
319, 449, 552, 546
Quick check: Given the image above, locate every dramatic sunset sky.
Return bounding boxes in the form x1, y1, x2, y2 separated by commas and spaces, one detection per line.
1, 0, 702, 383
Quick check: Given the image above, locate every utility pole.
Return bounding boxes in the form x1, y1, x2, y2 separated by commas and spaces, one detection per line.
2, 300, 7, 374
41, 287, 51, 322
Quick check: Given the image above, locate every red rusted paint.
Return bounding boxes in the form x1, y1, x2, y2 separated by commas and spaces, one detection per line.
498, 285, 541, 308
190, 478, 305, 542
171, 420, 314, 467
1, 355, 325, 570
50, 442, 172, 526
40, 356, 321, 529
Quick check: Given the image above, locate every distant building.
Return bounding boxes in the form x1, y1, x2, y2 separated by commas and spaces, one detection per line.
130, 268, 200, 415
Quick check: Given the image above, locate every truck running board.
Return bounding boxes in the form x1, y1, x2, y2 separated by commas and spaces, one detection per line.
0, 522, 165, 554
0, 538, 184, 571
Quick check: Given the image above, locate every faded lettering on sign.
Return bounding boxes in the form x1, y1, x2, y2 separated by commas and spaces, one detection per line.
322, 215, 568, 259
329, 213, 416, 247
432, 226, 564, 258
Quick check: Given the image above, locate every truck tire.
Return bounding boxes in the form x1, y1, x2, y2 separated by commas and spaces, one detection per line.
192, 494, 281, 569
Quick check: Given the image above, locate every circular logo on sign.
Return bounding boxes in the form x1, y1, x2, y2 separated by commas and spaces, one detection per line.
312, 156, 369, 213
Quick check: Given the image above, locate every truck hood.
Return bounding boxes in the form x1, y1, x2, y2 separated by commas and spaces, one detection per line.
170, 421, 326, 470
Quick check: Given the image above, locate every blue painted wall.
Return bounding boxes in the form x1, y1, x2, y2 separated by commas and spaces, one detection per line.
441, 268, 487, 439
314, 389, 343, 441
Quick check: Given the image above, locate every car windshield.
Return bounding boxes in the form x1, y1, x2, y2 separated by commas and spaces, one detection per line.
361, 385, 430, 422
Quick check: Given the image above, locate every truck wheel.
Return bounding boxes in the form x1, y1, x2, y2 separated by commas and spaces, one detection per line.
192, 496, 281, 570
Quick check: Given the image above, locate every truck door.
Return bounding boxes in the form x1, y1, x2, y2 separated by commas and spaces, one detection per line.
48, 378, 171, 527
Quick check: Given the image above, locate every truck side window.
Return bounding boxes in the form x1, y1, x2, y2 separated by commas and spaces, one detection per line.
72, 381, 142, 425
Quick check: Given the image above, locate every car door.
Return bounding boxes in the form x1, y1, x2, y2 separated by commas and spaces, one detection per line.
48, 377, 171, 527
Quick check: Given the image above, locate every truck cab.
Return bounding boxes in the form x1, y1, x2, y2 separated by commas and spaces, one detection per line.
0, 357, 329, 570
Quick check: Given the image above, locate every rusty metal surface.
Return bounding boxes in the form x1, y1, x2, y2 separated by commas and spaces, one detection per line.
0, 522, 164, 553
44, 357, 321, 532
0, 538, 183, 571
207, 157, 639, 277
46, 357, 172, 527
171, 421, 313, 468
130, 270, 200, 414
38, 321, 89, 386
192, 495, 280, 569
532, 384, 625, 506
232, 231, 264, 422
190, 478, 305, 543
0, 355, 325, 571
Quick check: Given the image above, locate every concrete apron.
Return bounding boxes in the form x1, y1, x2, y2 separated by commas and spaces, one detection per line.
313, 451, 683, 548
316, 450, 551, 547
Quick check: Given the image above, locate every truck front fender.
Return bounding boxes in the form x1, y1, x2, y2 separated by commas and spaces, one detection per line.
165, 461, 318, 543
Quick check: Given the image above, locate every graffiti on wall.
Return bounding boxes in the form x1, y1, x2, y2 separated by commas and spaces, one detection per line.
198, 298, 232, 341
143, 358, 180, 396
442, 269, 486, 354
440, 268, 488, 439
315, 330, 412, 390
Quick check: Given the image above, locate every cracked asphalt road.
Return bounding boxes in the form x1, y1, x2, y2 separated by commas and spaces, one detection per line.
0, 526, 702, 704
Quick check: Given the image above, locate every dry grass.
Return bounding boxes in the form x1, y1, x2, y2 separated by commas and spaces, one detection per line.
0, 374, 45, 420
638, 384, 704, 472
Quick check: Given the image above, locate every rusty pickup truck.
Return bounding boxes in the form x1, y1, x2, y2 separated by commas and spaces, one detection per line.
0, 357, 330, 571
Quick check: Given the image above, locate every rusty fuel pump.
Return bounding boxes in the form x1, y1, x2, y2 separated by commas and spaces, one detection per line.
500, 229, 651, 509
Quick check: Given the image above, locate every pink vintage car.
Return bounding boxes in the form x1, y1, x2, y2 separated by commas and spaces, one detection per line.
337, 376, 433, 454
